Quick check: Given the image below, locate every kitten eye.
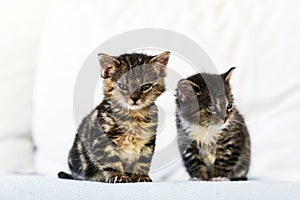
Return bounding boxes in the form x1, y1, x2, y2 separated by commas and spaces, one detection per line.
227, 102, 233, 110
207, 105, 216, 112
141, 84, 152, 91
118, 83, 128, 91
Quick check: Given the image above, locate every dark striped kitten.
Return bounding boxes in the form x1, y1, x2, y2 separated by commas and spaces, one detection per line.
58, 51, 170, 183
176, 67, 250, 181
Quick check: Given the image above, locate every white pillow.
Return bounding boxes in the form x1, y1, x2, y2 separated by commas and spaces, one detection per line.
0, 0, 59, 173
33, 0, 300, 180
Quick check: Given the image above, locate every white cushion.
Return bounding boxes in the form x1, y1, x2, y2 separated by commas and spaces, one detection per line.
1, 175, 300, 199
0, 0, 59, 172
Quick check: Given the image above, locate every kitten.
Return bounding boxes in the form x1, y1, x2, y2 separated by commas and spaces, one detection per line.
176, 67, 250, 181
58, 51, 170, 183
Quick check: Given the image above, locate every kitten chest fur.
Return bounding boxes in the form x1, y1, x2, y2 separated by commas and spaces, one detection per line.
109, 109, 156, 163
180, 116, 222, 163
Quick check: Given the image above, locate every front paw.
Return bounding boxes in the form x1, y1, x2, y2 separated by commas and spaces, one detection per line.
209, 177, 230, 182
132, 175, 152, 182
189, 177, 205, 181
107, 175, 131, 183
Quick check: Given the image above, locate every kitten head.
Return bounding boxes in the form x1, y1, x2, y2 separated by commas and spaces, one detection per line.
98, 51, 170, 110
176, 67, 236, 127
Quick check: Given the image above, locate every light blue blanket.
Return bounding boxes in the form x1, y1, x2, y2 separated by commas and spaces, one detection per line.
1, 174, 300, 200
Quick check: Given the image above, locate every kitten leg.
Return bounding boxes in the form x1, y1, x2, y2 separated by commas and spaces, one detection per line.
83, 138, 133, 183
182, 145, 209, 181
102, 163, 131, 183
101, 156, 131, 183
212, 143, 241, 180
100, 145, 131, 183
185, 157, 209, 181
131, 145, 154, 182
212, 159, 236, 180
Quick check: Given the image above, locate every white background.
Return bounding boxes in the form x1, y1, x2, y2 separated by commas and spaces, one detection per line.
1, 0, 300, 181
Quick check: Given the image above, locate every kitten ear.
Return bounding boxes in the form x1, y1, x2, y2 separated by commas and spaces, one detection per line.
222, 67, 236, 82
150, 51, 170, 76
98, 53, 120, 78
177, 79, 200, 102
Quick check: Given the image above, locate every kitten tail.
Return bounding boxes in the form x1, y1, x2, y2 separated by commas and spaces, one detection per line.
58, 171, 74, 180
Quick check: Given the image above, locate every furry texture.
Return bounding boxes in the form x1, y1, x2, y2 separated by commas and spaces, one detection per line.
176, 67, 251, 181
58, 52, 170, 183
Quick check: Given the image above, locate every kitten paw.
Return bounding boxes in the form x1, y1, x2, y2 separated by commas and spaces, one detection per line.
107, 175, 131, 183
189, 177, 205, 181
132, 175, 152, 182
209, 177, 230, 182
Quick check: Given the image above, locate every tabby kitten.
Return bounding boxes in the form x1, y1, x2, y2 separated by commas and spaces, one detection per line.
176, 67, 250, 181
58, 51, 170, 183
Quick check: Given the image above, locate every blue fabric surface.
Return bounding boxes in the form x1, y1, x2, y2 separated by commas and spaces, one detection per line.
1, 174, 300, 200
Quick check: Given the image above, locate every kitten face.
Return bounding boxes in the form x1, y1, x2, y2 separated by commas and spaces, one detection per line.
177, 67, 236, 127
99, 52, 170, 110
115, 64, 166, 110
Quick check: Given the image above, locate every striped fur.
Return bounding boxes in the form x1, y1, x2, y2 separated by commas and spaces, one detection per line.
58, 52, 169, 183
176, 67, 251, 181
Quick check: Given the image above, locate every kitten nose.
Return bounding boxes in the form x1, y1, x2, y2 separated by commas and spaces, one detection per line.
130, 91, 140, 103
